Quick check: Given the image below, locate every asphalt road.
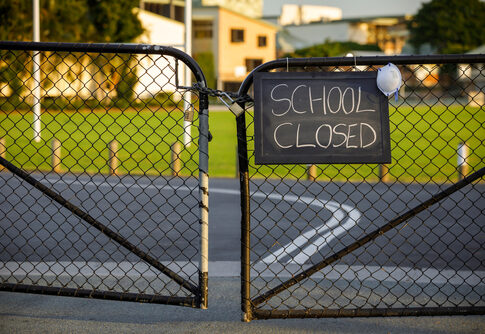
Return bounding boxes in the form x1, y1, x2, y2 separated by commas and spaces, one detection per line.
1, 172, 483, 270
1, 171, 484, 332
1, 280, 484, 334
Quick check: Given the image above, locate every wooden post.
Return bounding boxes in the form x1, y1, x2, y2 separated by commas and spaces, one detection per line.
379, 164, 390, 183
0, 138, 5, 171
51, 138, 61, 173
171, 142, 181, 176
108, 140, 119, 175
457, 142, 469, 180
307, 164, 317, 181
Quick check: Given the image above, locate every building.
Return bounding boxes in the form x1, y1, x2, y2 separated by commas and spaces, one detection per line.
278, 16, 409, 55
194, 0, 263, 19
278, 4, 342, 26
263, 0, 431, 56
141, 0, 264, 21
140, 0, 186, 22
16, 8, 186, 101
193, 6, 277, 91
263, 0, 429, 22
460, 45, 485, 107
134, 8, 185, 98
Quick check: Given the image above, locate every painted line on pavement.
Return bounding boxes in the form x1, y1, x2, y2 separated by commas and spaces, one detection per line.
1, 261, 483, 285
43, 175, 359, 266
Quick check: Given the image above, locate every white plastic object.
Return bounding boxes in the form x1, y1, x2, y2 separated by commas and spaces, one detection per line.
377, 63, 402, 101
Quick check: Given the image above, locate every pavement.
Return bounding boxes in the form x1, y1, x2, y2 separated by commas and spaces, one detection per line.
1, 174, 484, 333
1, 278, 485, 334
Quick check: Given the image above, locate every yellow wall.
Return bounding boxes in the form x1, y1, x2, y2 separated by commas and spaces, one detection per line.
216, 7, 277, 87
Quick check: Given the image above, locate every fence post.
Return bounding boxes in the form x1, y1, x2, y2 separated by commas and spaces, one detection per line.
379, 164, 390, 183
51, 138, 61, 173
307, 164, 317, 181
171, 142, 182, 176
236, 145, 240, 179
0, 138, 5, 171
457, 142, 469, 180
108, 140, 119, 175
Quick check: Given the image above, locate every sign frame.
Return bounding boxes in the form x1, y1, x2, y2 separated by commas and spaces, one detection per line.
253, 71, 392, 165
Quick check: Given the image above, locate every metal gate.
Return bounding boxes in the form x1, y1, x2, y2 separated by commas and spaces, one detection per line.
236, 55, 485, 320
0, 42, 209, 308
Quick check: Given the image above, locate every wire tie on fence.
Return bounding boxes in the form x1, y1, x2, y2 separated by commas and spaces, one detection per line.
199, 186, 209, 195
271, 241, 282, 248
198, 203, 209, 212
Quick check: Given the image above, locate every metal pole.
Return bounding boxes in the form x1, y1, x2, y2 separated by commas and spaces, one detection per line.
183, 0, 192, 147
457, 142, 469, 180
51, 138, 61, 173
379, 164, 390, 182
108, 140, 119, 175
198, 92, 209, 309
171, 141, 182, 176
0, 138, 5, 172
236, 110, 252, 322
33, 0, 41, 142
307, 164, 317, 181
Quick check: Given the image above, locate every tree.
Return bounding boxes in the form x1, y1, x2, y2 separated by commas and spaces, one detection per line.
0, 0, 32, 41
0, 0, 143, 43
409, 0, 485, 54
85, 0, 143, 43
193, 52, 216, 89
0, 0, 144, 106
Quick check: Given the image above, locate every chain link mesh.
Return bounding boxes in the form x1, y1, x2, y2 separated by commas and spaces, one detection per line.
0, 46, 205, 306
240, 59, 485, 318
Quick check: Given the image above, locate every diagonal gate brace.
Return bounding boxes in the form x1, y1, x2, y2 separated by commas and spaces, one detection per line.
0, 156, 199, 296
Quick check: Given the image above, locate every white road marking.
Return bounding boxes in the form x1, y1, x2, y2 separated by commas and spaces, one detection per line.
43, 176, 361, 265
2, 175, 482, 287
258, 195, 361, 265
41, 175, 361, 266
4, 175, 360, 267
1, 261, 483, 285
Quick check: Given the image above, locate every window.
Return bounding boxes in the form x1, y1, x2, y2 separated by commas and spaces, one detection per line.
231, 29, 245, 43
194, 20, 213, 39
258, 35, 267, 47
245, 58, 263, 71
143, 2, 184, 22
223, 81, 242, 92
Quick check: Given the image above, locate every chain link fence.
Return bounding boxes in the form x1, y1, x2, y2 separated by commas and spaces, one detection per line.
0, 42, 209, 308
236, 55, 485, 320
1, 42, 484, 319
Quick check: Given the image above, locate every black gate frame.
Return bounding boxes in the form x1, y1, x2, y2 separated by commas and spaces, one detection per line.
0, 41, 210, 309
236, 54, 485, 321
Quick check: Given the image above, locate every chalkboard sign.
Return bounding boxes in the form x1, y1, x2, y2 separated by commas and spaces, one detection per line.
253, 71, 391, 164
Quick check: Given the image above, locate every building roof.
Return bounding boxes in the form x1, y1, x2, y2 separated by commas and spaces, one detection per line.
263, 0, 430, 21
466, 45, 485, 54
280, 15, 407, 28
194, 6, 279, 30
136, 8, 184, 26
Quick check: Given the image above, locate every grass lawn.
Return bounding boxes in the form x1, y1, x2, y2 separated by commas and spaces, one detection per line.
0, 107, 201, 176
0, 103, 483, 183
